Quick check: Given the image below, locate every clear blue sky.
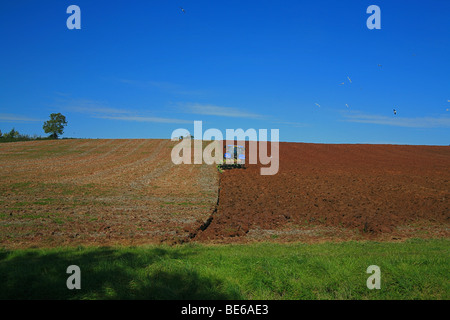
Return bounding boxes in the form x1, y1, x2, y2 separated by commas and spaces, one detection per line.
1, 0, 449, 144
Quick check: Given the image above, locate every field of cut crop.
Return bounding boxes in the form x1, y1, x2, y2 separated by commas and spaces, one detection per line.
0, 139, 218, 248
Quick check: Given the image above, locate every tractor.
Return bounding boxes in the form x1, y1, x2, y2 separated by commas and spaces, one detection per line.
219, 144, 246, 169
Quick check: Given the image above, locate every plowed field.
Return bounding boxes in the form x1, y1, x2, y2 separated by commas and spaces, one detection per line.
194, 143, 450, 243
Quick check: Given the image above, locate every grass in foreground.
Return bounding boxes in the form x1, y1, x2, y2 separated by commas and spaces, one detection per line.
0, 239, 448, 300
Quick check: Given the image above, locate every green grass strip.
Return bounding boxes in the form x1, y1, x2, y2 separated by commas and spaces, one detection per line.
0, 239, 448, 300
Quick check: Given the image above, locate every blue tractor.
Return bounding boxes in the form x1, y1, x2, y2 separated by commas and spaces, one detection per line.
220, 144, 246, 169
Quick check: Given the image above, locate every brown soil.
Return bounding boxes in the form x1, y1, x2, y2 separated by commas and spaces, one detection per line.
0, 139, 218, 249
1, 140, 449, 248
194, 142, 450, 243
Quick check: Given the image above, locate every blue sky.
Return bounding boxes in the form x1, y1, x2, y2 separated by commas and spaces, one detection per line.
0, 0, 449, 144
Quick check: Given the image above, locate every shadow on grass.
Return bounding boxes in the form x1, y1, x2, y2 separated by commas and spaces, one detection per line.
0, 247, 242, 300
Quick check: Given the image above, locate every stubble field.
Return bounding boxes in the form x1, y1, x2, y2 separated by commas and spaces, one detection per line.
0, 139, 218, 248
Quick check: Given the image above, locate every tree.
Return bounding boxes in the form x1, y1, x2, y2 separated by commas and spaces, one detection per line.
5, 128, 19, 139
43, 113, 68, 139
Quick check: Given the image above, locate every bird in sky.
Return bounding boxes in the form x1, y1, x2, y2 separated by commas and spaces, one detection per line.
315, 103, 321, 108
393, 109, 397, 115
345, 104, 349, 108
339, 82, 345, 85
347, 76, 352, 83
377, 64, 382, 67
447, 100, 450, 102
446, 108, 449, 112
180, 7, 186, 13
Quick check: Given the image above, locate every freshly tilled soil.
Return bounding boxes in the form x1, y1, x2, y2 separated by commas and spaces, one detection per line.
194, 142, 450, 242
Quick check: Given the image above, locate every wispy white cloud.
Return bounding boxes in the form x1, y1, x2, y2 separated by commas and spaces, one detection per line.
57, 97, 303, 127
181, 103, 310, 127
343, 112, 450, 128
272, 120, 309, 128
61, 98, 190, 124
95, 115, 191, 124
184, 103, 265, 119
72, 106, 130, 115
61, 99, 129, 115
119, 79, 205, 96
0, 114, 43, 122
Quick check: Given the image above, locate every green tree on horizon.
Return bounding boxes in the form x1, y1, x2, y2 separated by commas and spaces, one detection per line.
43, 113, 68, 139
2, 128, 19, 139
